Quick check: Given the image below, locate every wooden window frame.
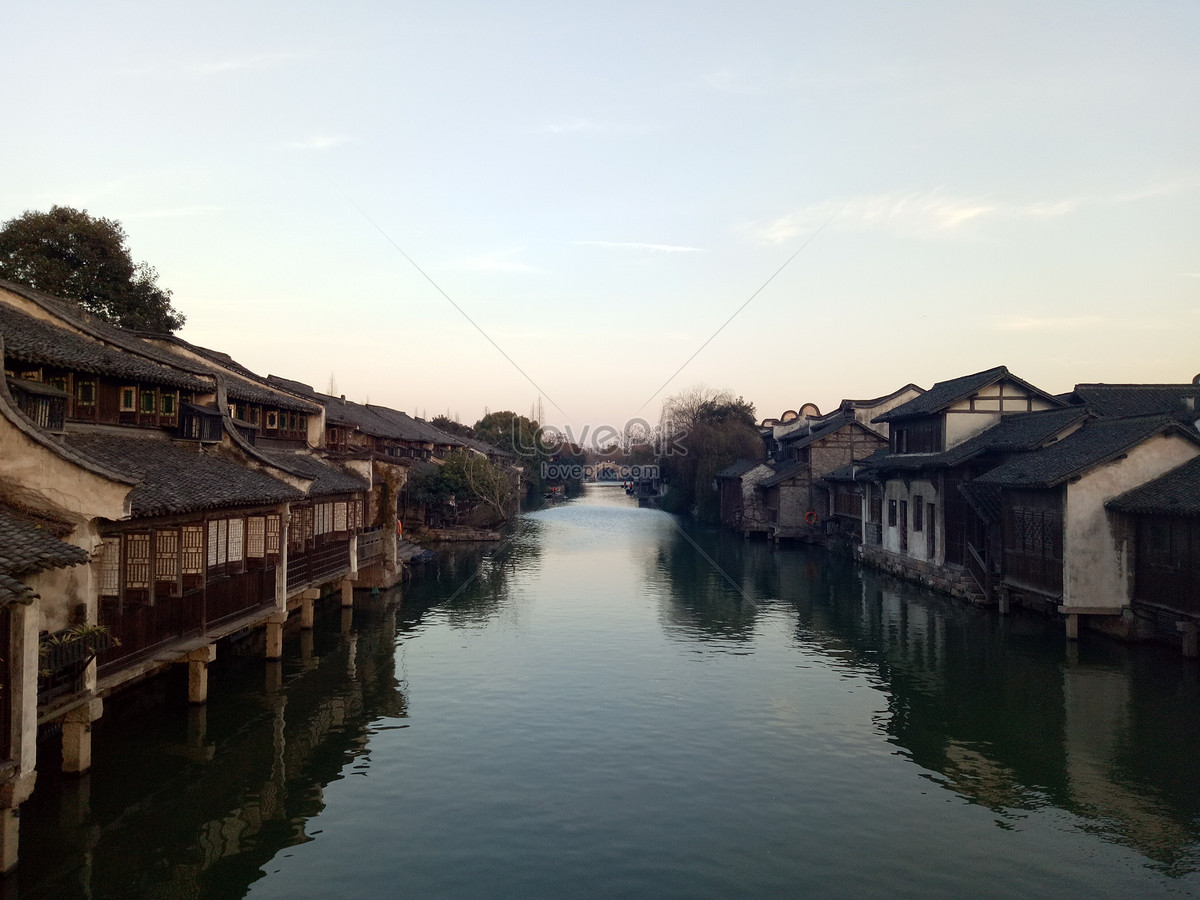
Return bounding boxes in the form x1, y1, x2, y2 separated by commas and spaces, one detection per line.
120, 386, 137, 413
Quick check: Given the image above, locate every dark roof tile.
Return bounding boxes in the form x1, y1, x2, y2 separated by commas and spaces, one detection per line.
974, 415, 1198, 489
874, 366, 1061, 423
256, 451, 368, 497
61, 434, 304, 516
1106, 456, 1200, 517
0, 509, 88, 578
0, 300, 208, 391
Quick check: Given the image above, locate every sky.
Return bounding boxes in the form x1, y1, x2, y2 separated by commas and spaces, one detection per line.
4, 0, 1198, 439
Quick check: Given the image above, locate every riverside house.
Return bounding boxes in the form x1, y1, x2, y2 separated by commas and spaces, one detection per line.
0, 278, 407, 871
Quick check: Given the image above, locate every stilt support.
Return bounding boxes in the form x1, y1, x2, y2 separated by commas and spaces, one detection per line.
0, 772, 36, 873
998, 587, 1010, 616
340, 578, 354, 608
1179, 623, 1199, 658
1065, 613, 1079, 641
265, 612, 288, 660
186, 645, 217, 704
62, 698, 104, 775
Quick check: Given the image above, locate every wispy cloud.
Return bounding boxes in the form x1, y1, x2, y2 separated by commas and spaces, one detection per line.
748, 190, 1079, 243
285, 135, 355, 151
537, 118, 646, 137
461, 250, 540, 273
573, 240, 706, 253
193, 52, 296, 76
992, 315, 1108, 332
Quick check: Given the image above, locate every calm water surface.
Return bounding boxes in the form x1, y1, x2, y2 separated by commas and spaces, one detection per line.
16, 485, 1200, 898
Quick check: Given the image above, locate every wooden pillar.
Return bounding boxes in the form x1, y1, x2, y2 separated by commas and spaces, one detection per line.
62, 698, 104, 775
186, 645, 217, 704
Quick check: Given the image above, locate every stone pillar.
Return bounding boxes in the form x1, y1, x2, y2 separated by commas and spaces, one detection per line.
1065, 613, 1079, 641
186, 645, 217, 704
1180, 623, 1199, 658
265, 611, 288, 660
275, 503, 291, 615
349, 533, 359, 578
300, 592, 315, 629
0, 807, 18, 875
62, 698, 104, 775
998, 587, 1010, 616
340, 578, 354, 608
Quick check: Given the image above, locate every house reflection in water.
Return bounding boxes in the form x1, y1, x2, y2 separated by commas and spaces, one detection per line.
16, 593, 412, 899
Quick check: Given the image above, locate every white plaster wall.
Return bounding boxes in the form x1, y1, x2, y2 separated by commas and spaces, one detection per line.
881, 477, 939, 563
858, 387, 925, 438
1063, 434, 1200, 610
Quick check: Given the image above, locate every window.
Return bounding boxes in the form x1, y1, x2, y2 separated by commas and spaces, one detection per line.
120, 386, 137, 412
48, 376, 68, 393
913, 495, 924, 532
247, 517, 266, 558
248, 406, 261, 426
888, 499, 897, 527
182, 526, 205, 575
161, 391, 176, 416
228, 403, 238, 421
97, 539, 120, 597
20, 370, 41, 382
299, 414, 308, 434
76, 380, 96, 406
266, 410, 279, 430
140, 389, 157, 414
266, 515, 280, 555
156, 529, 179, 593
126, 533, 151, 589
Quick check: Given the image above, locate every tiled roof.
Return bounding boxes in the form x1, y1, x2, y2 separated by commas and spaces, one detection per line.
837, 383, 925, 411
873, 366, 1061, 423
1106, 456, 1200, 517
0, 301, 210, 391
974, 415, 1198, 489
144, 338, 321, 413
366, 405, 463, 445
959, 481, 1004, 525
61, 434, 304, 516
759, 461, 807, 488
256, 450, 368, 497
717, 459, 760, 479
862, 407, 1092, 478
0, 509, 88, 605
0, 510, 87, 576
1067, 384, 1200, 420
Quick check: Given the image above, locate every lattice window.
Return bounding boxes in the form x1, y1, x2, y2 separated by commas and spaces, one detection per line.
97, 539, 120, 596
75, 380, 96, 406
352, 498, 363, 530
126, 533, 151, 589
266, 515, 280, 555
334, 501, 348, 532
140, 389, 157, 414
315, 503, 331, 536
120, 386, 137, 412
182, 526, 205, 574
247, 516, 265, 558
156, 529, 179, 581
228, 518, 245, 563
208, 520, 219, 568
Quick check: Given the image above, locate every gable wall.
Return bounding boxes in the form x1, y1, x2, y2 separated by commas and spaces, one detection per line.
1064, 433, 1200, 611
944, 381, 1058, 448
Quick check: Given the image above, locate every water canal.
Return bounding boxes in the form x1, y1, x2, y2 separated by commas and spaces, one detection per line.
13, 484, 1200, 898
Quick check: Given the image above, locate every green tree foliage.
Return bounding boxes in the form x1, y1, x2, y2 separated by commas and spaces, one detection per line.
431, 415, 475, 440
0, 206, 185, 333
658, 387, 762, 521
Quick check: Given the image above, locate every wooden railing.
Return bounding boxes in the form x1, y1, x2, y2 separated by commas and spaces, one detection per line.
287, 539, 352, 593
965, 541, 990, 602
358, 527, 385, 564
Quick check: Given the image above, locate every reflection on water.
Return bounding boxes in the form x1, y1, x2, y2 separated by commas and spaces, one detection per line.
13, 484, 1200, 897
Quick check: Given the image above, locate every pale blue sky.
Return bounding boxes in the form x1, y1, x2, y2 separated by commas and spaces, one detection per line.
5, 0, 1198, 434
